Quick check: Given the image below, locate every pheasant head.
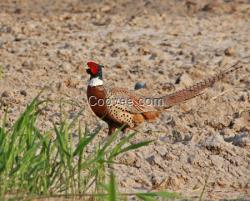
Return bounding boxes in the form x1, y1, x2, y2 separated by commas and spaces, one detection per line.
86, 61, 104, 86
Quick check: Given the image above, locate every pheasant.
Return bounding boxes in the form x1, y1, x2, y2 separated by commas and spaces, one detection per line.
86, 61, 241, 135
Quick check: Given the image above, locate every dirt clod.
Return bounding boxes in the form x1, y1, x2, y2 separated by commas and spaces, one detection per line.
224, 47, 236, 56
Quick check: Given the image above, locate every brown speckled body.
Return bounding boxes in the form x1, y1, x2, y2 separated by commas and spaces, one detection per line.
87, 85, 160, 134
87, 85, 108, 119
87, 85, 129, 134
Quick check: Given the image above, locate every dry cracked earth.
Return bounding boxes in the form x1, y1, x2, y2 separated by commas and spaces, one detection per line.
0, 0, 250, 200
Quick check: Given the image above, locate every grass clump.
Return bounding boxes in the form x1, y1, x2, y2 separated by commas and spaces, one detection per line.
0, 95, 180, 200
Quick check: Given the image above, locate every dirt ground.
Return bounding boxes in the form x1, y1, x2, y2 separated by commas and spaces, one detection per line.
0, 0, 250, 200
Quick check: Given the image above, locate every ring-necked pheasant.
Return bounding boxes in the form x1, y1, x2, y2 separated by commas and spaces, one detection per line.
86, 61, 241, 135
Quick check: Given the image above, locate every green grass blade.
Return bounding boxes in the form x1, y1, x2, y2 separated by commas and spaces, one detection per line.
117, 140, 154, 156
136, 191, 180, 200
137, 194, 158, 201
108, 171, 117, 201
108, 132, 136, 160
53, 123, 70, 159
73, 130, 99, 157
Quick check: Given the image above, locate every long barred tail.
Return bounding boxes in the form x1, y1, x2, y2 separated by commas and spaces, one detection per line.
162, 62, 242, 108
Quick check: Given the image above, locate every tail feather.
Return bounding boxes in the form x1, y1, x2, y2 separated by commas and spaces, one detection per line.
162, 62, 242, 108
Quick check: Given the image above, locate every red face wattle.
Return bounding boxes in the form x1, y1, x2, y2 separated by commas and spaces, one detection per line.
87, 61, 99, 75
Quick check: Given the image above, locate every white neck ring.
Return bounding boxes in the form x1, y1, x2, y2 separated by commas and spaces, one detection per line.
88, 77, 103, 87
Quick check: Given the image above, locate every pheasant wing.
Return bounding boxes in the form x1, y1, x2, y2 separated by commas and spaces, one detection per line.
104, 86, 157, 114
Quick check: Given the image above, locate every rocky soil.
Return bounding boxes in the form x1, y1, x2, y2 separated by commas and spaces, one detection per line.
0, 0, 250, 200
